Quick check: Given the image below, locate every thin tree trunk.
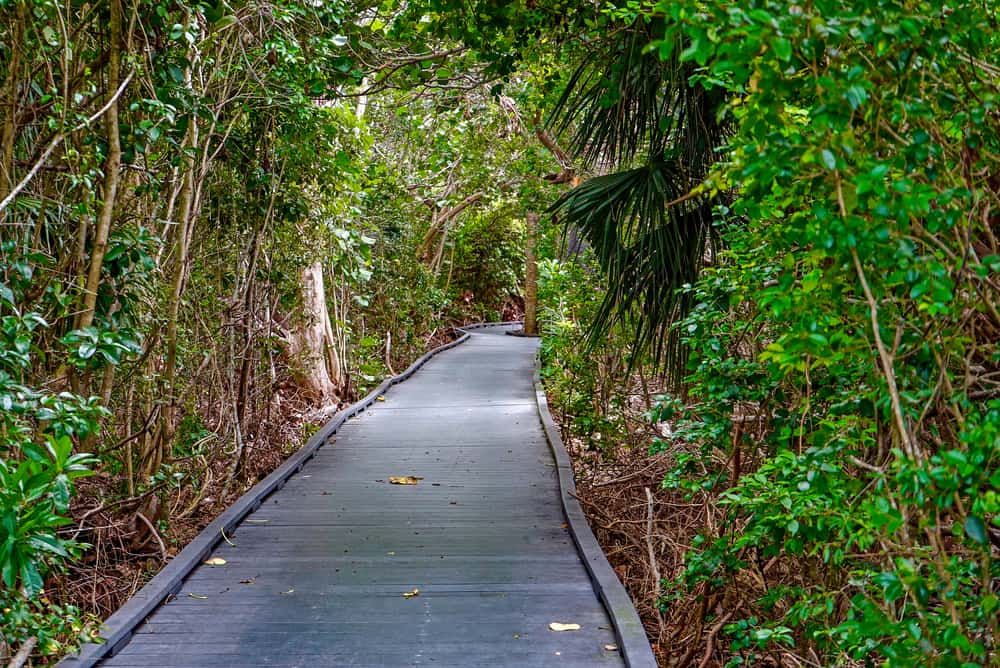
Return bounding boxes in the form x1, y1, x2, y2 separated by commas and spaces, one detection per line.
523, 212, 539, 336
236, 219, 264, 427
158, 114, 199, 470
0, 1, 26, 205
77, 0, 122, 332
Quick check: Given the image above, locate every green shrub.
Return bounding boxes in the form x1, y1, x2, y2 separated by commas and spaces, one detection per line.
646, 0, 1000, 663
0, 273, 103, 659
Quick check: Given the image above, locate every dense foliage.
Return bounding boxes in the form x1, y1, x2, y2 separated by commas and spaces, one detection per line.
2, 0, 997, 665
538, 0, 999, 665
0, 0, 551, 661
658, 1, 999, 663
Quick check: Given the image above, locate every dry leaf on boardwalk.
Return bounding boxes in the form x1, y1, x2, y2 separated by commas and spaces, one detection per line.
402, 588, 420, 598
388, 476, 422, 485
203, 557, 227, 566
548, 622, 580, 632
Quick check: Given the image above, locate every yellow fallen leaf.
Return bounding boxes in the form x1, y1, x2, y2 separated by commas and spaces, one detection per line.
604, 644, 619, 651
188, 593, 208, 600
203, 557, 227, 566
402, 588, 420, 598
376, 396, 386, 402
548, 622, 581, 632
389, 476, 423, 485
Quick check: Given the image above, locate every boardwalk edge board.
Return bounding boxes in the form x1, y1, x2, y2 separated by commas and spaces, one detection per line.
59, 321, 518, 668
533, 356, 659, 668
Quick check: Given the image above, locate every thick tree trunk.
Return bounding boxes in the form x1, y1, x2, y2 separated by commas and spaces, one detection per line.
523, 212, 539, 336
288, 261, 342, 404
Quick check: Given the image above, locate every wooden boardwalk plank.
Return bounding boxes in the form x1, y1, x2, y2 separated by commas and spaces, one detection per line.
92, 327, 640, 667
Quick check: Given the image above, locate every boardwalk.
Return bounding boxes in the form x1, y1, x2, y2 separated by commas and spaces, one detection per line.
91, 326, 647, 667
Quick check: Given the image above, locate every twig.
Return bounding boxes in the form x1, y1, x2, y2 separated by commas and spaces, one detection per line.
6, 637, 37, 668
697, 612, 733, 668
850, 246, 918, 460
645, 487, 666, 639
135, 512, 167, 562
0, 71, 134, 213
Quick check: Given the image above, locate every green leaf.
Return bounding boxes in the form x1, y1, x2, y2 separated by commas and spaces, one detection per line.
964, 516, 988, 544
772, 38, 791, 62
820, 149, 836, 170
168, 64, 185, 83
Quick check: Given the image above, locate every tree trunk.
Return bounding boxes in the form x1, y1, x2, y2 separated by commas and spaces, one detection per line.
77, 0, 122, 332
156, 112, 199, 473
288, 261, 342, 404
523, 212, 539, 336
0, 1, 26, 205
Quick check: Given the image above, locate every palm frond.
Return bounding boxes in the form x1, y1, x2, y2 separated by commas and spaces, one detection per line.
550, 159, 715, 378
547, 21, 727, 177
544, 17, 730, 378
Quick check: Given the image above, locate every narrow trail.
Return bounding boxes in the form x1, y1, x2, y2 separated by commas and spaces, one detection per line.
84, 325, 650, 667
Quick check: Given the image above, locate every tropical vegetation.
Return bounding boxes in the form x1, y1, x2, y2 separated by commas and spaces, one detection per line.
0, 0, 996, 665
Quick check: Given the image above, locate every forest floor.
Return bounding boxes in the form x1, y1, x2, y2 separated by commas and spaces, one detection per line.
553, 387, 725, 668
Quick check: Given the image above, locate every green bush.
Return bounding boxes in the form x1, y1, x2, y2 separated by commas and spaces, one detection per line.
450, 206, 525, 315
0, 272, 102, 659
645, 0, 1000, 664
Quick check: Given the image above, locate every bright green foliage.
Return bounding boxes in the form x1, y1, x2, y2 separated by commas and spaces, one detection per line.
450, 204, 525, 315
537, 253, 641, 448
640, 0, 1000, 664
0, 273, 100, 657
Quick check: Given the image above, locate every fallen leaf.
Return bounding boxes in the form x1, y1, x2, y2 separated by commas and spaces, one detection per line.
203, 557, 227, 566
389, 476, 423, 485
239, 578, 255, 585
402, 588, 420, 598
548, 622, 581, 632
281, 589, 295, 595
376, 396, 386, 402
387, 551, 395, 556
188, 593, 208, 600
604, 644, 619, 651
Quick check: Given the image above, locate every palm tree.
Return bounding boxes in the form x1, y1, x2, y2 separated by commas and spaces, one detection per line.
547, 18, 728, 376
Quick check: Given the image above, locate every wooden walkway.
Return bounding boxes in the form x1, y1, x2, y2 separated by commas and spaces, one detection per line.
89, 326, 649, 667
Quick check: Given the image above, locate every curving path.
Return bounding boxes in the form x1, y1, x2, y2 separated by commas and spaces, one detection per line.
78, 325, 653, 667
